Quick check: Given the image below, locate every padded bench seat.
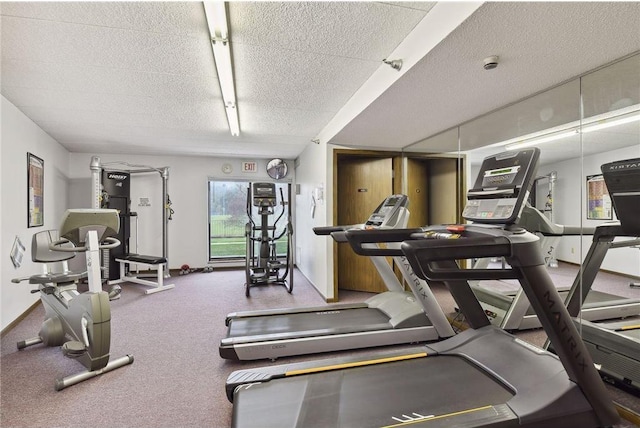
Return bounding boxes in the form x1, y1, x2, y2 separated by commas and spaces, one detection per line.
108, 254, 175, 295
121, 254, 167, 265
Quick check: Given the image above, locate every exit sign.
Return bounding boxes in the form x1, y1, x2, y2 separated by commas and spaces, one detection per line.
242, 162, 257, 173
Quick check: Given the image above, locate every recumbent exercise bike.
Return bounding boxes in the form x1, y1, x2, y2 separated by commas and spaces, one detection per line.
13, 209, 134, 390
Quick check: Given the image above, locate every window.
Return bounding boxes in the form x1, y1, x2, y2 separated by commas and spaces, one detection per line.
208, 180, 290, 262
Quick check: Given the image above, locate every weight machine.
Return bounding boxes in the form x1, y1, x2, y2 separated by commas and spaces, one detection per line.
530, 170, 559, 267
90, 157, 174, 294
244, 182, 293, 297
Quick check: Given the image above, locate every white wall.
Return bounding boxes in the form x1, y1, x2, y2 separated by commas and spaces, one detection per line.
539, 145, 640, 277
68, 153, 295, 271
1, 96, 70, 330
293, 141, 334, 300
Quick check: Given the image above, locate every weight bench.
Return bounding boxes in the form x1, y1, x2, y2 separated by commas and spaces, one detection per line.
108, 254, 175, 294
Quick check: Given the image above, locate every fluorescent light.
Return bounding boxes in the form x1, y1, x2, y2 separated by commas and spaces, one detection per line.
581, 112, 640, 133
203, 2, 240, 136
505, 130, 578, 151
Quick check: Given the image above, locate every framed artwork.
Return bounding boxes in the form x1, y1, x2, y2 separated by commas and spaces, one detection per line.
27, 152, 44, 227
586, 174, 612, 220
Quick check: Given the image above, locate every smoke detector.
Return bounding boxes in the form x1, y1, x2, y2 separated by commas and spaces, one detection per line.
483, 55, 499, 70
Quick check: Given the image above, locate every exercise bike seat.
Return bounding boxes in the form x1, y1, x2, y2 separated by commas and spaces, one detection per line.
27, 271, 86, 285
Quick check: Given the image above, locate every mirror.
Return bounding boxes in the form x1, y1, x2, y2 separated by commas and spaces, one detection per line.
401, 51, 640, 336
266, 158, 288, 179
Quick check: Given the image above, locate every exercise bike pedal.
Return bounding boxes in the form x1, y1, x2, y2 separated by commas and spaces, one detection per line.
61, 341, 86, 358
40, 286, 56, 295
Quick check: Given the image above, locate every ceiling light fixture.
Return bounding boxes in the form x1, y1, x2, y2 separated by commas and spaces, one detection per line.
581, 111, 640, 133
505, 130, 578, 151
203, 1, 239, 136
504, 109, 640, 151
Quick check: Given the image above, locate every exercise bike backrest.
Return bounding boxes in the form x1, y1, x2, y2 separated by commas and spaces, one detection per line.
32, 229, 75, 264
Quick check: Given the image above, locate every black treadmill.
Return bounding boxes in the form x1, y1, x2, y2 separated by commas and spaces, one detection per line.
556, 157, 640, 394
225, 148, 620, 428
220, 194, 455, 361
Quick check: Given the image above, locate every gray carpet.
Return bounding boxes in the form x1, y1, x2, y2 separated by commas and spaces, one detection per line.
1, 265, 638, 427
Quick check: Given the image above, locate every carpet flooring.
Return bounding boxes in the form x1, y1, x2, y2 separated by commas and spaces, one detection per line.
1, 264, 638, 427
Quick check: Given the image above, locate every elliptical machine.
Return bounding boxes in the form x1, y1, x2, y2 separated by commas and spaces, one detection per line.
12, 209, 134, 390
244, 183, 293, 297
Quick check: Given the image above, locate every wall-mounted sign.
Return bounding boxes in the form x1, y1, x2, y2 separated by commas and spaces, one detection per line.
27, 152, 44, 227
242, 162, 258, 173
586, 174, 612, 220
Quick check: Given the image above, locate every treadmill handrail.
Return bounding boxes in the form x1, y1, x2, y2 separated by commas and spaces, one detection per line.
343, 228, 423, 256
313, 225, 353, 235
401, 234, 517, 282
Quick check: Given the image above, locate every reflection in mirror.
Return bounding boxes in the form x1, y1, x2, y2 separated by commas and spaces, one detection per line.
266, 158, 288, 179
401, 52, 639, 344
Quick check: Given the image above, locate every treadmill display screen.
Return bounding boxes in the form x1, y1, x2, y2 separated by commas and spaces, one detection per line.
482, 166, 521, 187
366, 195, 407, 227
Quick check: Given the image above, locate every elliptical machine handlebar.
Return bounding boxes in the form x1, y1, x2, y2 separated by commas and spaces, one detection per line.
49, 236, 121, 252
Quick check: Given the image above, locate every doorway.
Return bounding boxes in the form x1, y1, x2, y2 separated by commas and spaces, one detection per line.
333, 151, 465, 300
335, 152, 401, 295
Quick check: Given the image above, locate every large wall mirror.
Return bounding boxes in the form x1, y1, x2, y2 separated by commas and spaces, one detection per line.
402, 52, 639, 333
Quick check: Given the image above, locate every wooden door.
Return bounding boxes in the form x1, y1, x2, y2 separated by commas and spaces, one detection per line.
337, 156, 393, 293
427, 158, 460, 225
405, 158, 430, 228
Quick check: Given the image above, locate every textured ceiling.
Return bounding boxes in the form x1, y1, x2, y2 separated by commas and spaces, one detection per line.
1, 2, 639, 161
332, 2, 640, 149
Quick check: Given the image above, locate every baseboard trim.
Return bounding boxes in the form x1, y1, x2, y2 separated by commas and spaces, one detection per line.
1, 300, 40, 338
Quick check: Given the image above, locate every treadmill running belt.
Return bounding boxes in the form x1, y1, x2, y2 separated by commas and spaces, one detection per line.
232, 355, 515, 427
227, 307, 392, 338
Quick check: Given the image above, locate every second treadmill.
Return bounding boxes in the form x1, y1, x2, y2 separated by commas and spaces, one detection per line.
219, 194, 455, 361
470, 203, 640, 330
557, 157, 640, 394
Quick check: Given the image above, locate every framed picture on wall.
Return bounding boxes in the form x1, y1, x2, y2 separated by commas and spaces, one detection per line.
586, 174, 612, 220
27, 152, 44, 227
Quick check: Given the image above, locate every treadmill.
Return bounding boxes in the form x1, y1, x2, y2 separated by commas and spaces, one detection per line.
225, 148, 619, 428
219, 194, 455, 361
470, 204, 640, 330
556, 157, 640, 393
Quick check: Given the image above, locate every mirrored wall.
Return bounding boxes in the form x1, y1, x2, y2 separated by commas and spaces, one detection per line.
402, 52, 640, 328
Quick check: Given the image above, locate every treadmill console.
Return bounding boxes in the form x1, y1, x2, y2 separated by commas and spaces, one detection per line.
601, 157, 640, 234
364, 194, 409, 228
463, 148, 540, 224
252, 183, 277, 207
